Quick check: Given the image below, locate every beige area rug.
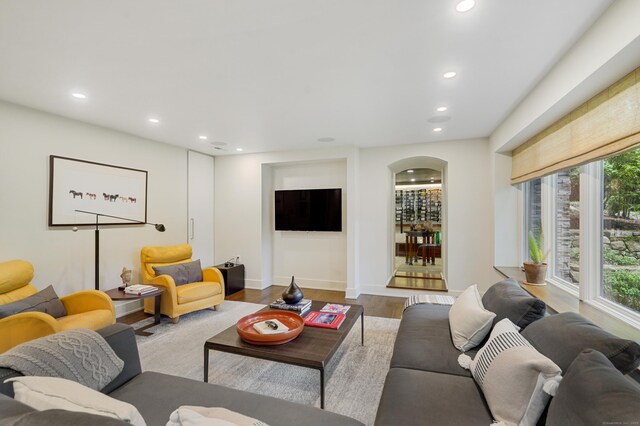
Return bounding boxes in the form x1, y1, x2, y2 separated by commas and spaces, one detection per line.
134, 301, 400, 426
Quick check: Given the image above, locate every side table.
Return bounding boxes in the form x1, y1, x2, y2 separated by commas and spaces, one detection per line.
214, 264, 245, 296
105, 286, 165, 336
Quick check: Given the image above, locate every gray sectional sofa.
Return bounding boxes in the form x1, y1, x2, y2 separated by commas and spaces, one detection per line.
0, 323, 364, 426
374, 278, 640, 426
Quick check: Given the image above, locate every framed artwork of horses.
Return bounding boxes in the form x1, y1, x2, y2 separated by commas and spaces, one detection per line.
49, 155, 148, 226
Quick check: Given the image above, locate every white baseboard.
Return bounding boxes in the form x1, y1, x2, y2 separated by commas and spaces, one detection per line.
114, 300, 143, 318
272, 276, 345, 292
245, 278, 269, 290
345, 288, 359, 299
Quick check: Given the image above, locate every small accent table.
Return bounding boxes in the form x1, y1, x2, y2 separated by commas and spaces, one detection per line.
214, 263, 245, 296
105, 286, 165, 336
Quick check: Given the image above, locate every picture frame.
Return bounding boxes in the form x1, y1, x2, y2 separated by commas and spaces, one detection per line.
48, 155, 148, 227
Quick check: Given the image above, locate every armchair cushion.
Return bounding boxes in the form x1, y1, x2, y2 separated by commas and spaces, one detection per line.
176, 282, 222, 304
57, 310, 117, 331
0, 285, 67, 319
153, 260, 203, 286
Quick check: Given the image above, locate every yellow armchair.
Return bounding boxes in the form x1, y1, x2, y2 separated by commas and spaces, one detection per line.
0, 259, 116, 353
140, 244, 225, 323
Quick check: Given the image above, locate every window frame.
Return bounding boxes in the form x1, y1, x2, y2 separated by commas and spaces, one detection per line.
522, 161, 640, 329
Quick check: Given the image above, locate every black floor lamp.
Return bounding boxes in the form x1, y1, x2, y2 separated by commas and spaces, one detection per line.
74, 209, 166, 290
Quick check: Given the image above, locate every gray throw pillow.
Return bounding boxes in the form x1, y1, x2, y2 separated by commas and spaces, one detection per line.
152, 260, 203, 286
0, 285, 67, 319
522, 312, 640, 374
481, 278, 546, 329
546, 349, 640, 426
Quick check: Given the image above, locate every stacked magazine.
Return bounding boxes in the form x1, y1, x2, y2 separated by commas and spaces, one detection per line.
303, 311, 346, 329
269, 298, 312, 315
319, 303, 351, 314
124, 284, 156, 296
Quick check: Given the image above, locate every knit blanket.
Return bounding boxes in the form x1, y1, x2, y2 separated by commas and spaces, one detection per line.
0, 329, 123, 391
403, 294, 456, 312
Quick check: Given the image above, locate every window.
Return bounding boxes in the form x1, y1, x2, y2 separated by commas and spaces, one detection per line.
523, 178, 541, 260
553, 168, 580, 286
601, 148, 640, 314
521, 148, 640, 326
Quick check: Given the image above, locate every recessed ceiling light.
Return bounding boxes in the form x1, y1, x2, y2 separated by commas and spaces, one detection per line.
456, 0, 476, 13
199, 135, 208, 140
436, 106, 448, 112
317, 137, 336, 143
71, 92, 87, 99
148, 118, 160, 124
236, 148, 243, 152
407, 169, 414, 173
433, 127, 443, 132
411, 178, 416, 182
443, 71, 457, 79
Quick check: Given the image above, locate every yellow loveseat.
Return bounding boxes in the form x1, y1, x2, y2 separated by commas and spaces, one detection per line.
0, 259, 116, 353
141, 244, 225, 323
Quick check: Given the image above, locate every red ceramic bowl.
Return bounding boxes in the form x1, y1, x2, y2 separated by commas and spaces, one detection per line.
236, 310, 304, 345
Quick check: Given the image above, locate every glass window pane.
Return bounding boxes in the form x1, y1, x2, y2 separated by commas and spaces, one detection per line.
524, 178, 542, 245
554, 168, 580, 285
602, 148, 640, 314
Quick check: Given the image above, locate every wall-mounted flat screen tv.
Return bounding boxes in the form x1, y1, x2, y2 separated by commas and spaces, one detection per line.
275, 188, 342, 232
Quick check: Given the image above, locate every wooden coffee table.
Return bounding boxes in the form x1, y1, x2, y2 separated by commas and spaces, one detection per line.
203, 300, 364, 409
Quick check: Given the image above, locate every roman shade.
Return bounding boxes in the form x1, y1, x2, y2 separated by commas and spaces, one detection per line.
511, 67, 640, 184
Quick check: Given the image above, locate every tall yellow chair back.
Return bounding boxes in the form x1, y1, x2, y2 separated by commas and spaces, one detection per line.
140, 244, 193, 281
0, 260, 38, 305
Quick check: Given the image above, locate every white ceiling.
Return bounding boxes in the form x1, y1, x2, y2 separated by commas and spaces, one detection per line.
0, 0, 612, 155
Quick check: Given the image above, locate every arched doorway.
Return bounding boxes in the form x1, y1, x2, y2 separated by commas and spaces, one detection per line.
387, 157, 447, 291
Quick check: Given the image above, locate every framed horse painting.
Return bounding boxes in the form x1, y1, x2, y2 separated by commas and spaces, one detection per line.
48, 155, 148, 226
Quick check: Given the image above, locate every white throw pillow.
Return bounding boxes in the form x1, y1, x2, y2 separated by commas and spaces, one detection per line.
6, 376, 146, 426
448, 284, 496, 351
166, 406, 269, 426
459, 318, 562, 426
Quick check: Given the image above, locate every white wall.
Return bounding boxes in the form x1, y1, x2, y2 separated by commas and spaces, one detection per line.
358, 138, 501, 295
490, 0, 640, 268
214, 147, 358, 292
0, 101, 188, 315
271, 161, 347, 291
492, 152, 521, 266
491, 0, 640, 153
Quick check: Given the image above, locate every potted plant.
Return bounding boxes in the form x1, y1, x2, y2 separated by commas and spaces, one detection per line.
523, 229, 548, 285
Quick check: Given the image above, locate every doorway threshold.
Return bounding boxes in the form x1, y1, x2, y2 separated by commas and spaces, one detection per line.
387, 276, 448, 291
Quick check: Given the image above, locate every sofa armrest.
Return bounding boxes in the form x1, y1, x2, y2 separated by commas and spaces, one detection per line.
96, 323, 142, 394
147, 274, 178, 305
202, 267, 225, 294
0, 312, 61, 354
0, 323, 140, 398
60, 290, 115, 318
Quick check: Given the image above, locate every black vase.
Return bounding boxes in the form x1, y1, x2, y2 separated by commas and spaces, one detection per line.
282, 276, 304, 304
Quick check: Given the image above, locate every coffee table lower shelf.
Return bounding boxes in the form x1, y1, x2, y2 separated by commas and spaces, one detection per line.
203, 302, 364, 409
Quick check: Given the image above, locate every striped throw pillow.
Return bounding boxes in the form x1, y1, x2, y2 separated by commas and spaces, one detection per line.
461, 318, 562, 426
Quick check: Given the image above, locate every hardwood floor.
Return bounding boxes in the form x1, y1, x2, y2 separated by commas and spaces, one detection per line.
119, 286, 406, 324
230, 286, 407, 319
